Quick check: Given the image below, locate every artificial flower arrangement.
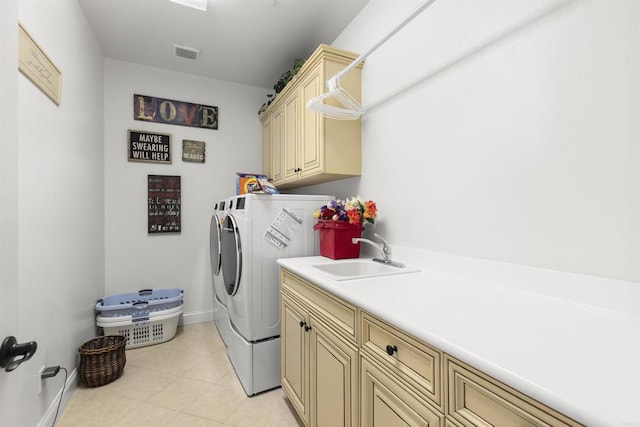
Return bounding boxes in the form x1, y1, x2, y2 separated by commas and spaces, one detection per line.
313, 197, 377, 227
313, 197, 377, 259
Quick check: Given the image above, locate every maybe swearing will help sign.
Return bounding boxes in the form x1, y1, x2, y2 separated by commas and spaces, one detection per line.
128, 130, 171, 163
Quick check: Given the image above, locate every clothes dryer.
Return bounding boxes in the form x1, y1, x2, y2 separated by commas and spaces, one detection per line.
220, 193, 332, 395
209, 198, 231, 345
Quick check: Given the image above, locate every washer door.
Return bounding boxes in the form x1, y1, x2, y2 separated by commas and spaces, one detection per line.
221, 214, 242, 297
209, 213, 222, 276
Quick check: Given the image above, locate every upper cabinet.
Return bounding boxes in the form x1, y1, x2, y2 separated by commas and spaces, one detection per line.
260, 44, 362, 190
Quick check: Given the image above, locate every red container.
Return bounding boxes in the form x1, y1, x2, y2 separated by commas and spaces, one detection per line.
314, 220, 363, 260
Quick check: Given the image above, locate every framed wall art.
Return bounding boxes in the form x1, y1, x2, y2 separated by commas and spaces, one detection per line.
182, 140, 205, 163
18, 23, 62, 105
148, 175, 181, 234
128, 130, 171, 164
133, 94, 218, 130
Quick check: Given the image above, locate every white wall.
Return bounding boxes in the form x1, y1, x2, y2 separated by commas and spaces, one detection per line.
0, 0, 21, 424
12, 0, 105, 426
297, 0, 640, 283
104, 60, 268, 322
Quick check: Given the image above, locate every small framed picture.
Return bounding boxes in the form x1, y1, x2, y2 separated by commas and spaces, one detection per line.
128, 130, 171, 164
182, 140, 205, 163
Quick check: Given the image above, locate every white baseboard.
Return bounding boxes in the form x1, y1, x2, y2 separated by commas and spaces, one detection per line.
37, 367, 78, 427
179, 309, 213, 325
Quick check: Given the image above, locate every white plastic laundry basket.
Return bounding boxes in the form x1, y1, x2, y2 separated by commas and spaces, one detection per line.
95, 288, 183, 318
96, 304, 183, 349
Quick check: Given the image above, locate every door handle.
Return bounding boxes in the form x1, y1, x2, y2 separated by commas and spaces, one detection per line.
0, 336, 37, 372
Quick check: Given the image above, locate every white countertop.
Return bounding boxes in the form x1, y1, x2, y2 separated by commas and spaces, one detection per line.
277, 248, 640, 427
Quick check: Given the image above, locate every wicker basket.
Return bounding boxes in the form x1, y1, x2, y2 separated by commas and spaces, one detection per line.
78, 335, 126, 387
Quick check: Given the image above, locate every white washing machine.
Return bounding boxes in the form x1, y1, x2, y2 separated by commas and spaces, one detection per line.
209, 198, 231, 345
220, 193, 332, 395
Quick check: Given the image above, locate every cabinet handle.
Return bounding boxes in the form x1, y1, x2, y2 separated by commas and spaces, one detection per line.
299, 321, 306, 328
304, 325, 312, 332
294, 167, 302, 173
386, 345, 398, 356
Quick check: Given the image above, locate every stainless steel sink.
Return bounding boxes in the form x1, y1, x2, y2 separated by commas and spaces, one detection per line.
310, 259, 419, 281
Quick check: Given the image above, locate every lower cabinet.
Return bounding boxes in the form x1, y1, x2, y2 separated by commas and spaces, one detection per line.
445, 356, 580, 427
360, 311, 443, 410
310, 317, 358, 427
281, 293, 309, 423
281, 280, 358, 427
360, 354, 443, 426
280, 269, 583, 427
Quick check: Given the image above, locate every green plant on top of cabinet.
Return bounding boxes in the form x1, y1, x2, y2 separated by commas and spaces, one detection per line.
260, 44, 362, 190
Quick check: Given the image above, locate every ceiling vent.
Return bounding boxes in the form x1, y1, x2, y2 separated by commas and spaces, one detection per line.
173, 44, 200, 61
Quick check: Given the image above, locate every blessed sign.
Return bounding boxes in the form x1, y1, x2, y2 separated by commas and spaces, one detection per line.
18, 23, 62, 105
128, 130, 171, 164
148, 175, 181, 233
134, 94, 218, 130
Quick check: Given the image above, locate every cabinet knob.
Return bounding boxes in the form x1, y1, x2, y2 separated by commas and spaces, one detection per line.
385, 345, 398, 356
304, 325, 312, 332
294, 167, 302, 173
299, 321, 306, 328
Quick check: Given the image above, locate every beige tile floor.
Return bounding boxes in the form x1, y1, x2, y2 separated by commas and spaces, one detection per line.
58, 322, 303, 427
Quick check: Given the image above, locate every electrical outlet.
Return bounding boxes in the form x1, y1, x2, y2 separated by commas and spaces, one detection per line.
38, 366, 45, 395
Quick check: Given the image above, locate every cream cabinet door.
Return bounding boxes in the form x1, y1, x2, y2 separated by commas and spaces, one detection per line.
270, 107, 284, 184
445, 356, 580, 427
261, 115, 272, 179
299, 67, 323, 178
283, 89, 301, 182
281, 293, 309, 425
309, 316, 358, 427
361, 355, 443, 427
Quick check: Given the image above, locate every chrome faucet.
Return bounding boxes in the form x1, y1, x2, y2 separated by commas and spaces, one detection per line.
352, 233, 405, 267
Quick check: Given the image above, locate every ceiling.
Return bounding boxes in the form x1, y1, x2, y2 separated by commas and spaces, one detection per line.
78, 0, 370, 90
